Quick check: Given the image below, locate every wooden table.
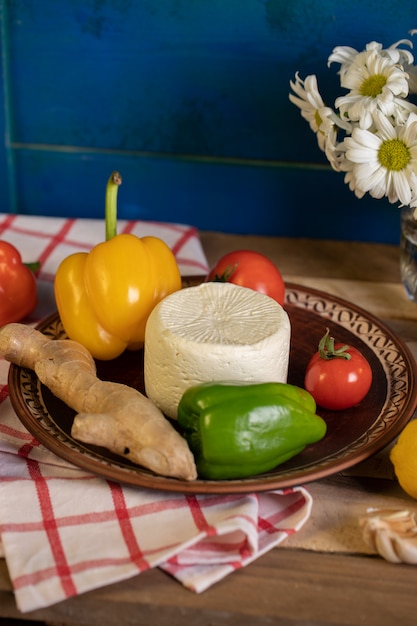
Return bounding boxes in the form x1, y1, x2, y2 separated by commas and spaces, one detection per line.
2, 233, 417, 626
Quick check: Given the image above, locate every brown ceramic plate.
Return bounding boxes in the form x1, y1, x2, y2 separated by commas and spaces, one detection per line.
7, 281, 417, 494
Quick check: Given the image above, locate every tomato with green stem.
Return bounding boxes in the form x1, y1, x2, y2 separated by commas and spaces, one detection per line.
304, 328, 373, 410
206, 250, 285, 305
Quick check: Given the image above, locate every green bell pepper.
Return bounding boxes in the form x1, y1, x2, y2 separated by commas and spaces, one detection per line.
177, 382, 327, 480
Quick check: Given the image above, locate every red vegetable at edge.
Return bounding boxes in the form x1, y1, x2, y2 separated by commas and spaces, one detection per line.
0, 241, 38, 326
206, 250, 285, 305
304, 328, 373, 411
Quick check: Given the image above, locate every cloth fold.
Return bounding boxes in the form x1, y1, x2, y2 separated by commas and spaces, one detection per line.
0, 214, 313, 612
0, 400, 312, 612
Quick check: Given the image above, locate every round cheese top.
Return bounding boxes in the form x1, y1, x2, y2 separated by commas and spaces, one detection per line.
144, 281, 291, 419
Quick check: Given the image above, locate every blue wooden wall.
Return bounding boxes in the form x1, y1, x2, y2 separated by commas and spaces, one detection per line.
0, 0, 416, 243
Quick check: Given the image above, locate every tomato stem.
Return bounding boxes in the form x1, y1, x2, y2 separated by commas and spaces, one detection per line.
210, 263, 239, 283
318, 327, 351, 361
105, 171, 122, 241
24, 261, 41, 274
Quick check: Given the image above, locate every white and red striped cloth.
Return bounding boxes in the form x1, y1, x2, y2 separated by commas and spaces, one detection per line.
0, 214, 313, 613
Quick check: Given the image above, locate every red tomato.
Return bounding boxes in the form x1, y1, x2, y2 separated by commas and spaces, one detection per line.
206, 250, 285, 305
304, 330, 373, 411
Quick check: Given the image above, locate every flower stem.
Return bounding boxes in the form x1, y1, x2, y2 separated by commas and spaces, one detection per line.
105, 171, 122, 241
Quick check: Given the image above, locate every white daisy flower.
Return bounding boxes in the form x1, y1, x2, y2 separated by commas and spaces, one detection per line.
344, 166, 367, 199
328, 39, 414, 77
289, 31, 417, 212
289, 72, 350, 152
334, 50, 412, 129
344, 111, 417, 206
334, 142, 367, 194
328, 45, 362, 76
384, 39, 415, 66
407, 65, 417, 94
324, 135, 346, 172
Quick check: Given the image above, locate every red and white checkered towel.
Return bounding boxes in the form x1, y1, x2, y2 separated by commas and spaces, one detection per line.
0, 214, 313, 613
0, 212, 209, 321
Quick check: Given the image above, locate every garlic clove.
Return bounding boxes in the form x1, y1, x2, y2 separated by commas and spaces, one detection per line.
392, 534, 417, 564
359, 508, 417, 564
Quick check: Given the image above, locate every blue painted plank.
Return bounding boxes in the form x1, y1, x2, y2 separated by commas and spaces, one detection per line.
0, 0, 415, 242
0, 2, 12, 212
5, 0, 417, 160
13, 147, 400, 244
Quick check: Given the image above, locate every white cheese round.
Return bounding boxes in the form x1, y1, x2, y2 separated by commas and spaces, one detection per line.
144, 282, 291, 419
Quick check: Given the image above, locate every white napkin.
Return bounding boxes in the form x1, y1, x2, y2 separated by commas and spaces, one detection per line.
0, 400, 312, 612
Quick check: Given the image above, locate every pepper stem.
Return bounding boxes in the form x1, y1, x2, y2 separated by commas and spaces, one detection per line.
105, 171, 122, 241
318, 327, 351, 361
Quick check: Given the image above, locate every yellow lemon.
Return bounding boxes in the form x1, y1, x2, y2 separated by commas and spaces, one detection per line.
390, 420, 417, 499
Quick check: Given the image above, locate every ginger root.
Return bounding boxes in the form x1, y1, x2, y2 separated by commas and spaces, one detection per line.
0, 323, 197, 481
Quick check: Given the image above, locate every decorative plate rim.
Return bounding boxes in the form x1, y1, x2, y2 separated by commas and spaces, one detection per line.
7, 281, 417, 494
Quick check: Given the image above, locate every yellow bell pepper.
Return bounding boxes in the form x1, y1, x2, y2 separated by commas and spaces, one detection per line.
54, 172, 182, 360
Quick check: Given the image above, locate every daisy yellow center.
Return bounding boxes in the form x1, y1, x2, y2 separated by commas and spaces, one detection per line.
378, 138, 410, 171
360, 74, 387, 97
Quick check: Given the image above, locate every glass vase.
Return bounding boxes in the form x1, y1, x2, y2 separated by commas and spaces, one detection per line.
400, 204, 417, 301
